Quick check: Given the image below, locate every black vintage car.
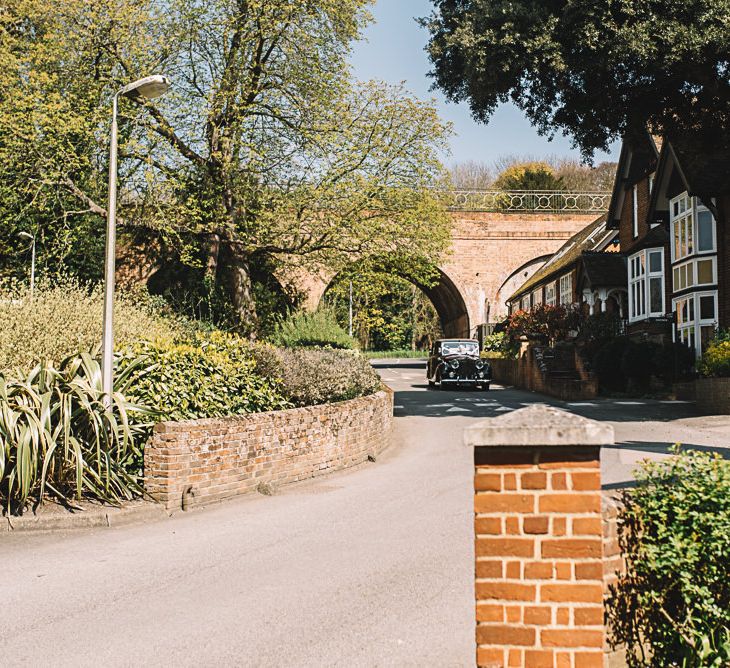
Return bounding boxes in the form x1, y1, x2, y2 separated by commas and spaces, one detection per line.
427, 338, 491, 390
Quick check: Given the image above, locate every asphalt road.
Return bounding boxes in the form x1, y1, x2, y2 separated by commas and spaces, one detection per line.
1, 362, 728, 667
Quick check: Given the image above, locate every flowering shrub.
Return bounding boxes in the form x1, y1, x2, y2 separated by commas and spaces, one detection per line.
505, 304, 581, 343
699, 330, 730, 378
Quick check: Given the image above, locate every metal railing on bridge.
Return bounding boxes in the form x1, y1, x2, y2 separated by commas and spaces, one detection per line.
445, 190, 611, 214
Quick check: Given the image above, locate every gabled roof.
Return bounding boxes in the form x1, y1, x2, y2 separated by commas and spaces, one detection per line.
606, 132, 661, 229
579, 252, 626, 289
508, 215, 612, 302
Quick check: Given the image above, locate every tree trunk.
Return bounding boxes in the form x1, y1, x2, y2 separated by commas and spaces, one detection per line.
220, 243, 259, 338
204, 232, 221, 282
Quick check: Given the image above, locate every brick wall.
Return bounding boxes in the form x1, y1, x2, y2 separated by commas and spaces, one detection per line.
145, 389, 394, 511
696, 377, 730, 415
618, 177, 653, 254
465, 405, 615, 668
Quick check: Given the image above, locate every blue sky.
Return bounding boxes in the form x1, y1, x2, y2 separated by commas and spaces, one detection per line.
349, 0, 617, 167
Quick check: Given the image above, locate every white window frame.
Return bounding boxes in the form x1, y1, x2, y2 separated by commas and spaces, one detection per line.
672, 257, 717, 292
521, 295, 530, 311
559, 273, 573, 305
632, 184, 639, 238
673, 290, 719, 359
628, 247, 665, 323
545, 282, 557, 306
670, 194, 717, 262
532, 288, 543, 306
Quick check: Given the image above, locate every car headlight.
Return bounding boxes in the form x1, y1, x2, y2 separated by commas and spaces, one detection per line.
476, 360, 484, 369
450, 360, 460, 369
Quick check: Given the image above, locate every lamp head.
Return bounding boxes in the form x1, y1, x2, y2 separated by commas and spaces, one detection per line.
18, 231, 33, 240
119, 75, 170, 100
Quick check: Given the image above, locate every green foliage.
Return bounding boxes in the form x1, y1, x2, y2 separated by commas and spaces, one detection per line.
270, 308, 356, 350
362, 350, 429, 359
325, 257, 443, 351
493, 162, 564, 191
607, 448, 730, 667
482, 331, 517, 359
0, 353, 155, 513
120, 332, 291, 421
0, 278, 195, 371
271, 348, 382, 407
423, 0, 730, 158
699, 331, 730, 378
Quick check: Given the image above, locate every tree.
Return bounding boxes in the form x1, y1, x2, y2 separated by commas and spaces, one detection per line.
493, 162, 563, 191
1, 0, 451, 334
423, 0, 730, 158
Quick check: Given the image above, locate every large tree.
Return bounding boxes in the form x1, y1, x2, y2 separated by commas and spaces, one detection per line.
423, 0, 730, 158
1, 0, 451, 333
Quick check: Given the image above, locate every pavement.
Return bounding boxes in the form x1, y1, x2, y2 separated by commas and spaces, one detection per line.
0, 361, 728, 667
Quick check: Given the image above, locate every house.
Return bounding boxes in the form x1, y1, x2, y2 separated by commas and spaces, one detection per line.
506, 215, 626, 317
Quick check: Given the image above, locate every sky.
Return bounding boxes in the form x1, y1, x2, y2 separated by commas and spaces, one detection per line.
349, 0, 618, 168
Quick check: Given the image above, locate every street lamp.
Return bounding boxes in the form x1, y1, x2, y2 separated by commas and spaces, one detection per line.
102, 75, 170, 405
18, 231, 35, 302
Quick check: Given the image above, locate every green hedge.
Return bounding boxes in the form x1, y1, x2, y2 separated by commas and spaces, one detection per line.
607, 448, 730, 667
270, 308, 356, 350
700, 331, 730, 378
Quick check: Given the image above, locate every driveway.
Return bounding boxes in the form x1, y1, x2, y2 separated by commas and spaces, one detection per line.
0, 361, 727, 667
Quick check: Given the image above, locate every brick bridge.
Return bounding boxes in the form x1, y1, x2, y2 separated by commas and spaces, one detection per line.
301, 191, 609, 338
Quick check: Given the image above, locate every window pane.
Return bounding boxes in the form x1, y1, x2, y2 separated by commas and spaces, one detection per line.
697, 259, 714, 285
673, 267, 680, 290
686, 214, 694, 254
699, 295, 716, 320
649, 278, 662, 313
697, 210, 714, 251
649, 251, 662, 273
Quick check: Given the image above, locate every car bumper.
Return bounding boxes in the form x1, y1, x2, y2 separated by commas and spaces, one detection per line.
440, 377, 491, 384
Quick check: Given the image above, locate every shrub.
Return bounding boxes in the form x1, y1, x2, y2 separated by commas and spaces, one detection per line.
620, 340, 656, 391
505, 304, 581, 343
272, 348, 381, 407
270, 308, 355, 350
0, 353, 154, 512
120, 332, 291, 421
482, 331, 518, 359
0, 277, 192, 371
592, 337, 631, 392
700, 331, 730, 378
607, 448, 730, 667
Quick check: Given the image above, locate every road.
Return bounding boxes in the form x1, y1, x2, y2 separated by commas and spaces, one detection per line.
1, 362, 727, 667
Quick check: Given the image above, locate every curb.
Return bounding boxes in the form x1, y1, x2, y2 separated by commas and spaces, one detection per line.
2, 500, 170, 534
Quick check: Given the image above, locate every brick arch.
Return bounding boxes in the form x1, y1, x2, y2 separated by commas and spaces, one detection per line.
319, 265, 470, 339
494, 254, 553, 309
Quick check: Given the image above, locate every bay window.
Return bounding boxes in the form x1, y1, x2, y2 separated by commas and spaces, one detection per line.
673, 291, 718, 358
628, 248, 664, 322
670, 194, 716, 262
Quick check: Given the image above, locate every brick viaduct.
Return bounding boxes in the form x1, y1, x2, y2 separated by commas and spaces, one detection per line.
300, 210, 600, 338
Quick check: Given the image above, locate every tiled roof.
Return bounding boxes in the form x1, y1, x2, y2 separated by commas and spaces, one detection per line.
508, 215, 611, 302
580, 252, 626, 288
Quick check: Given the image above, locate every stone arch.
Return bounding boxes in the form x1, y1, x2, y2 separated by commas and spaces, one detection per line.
320, 265, 470, 339
493, 254, 553, 314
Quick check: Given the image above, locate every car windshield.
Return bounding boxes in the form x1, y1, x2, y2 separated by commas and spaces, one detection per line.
441, 341, 479, 356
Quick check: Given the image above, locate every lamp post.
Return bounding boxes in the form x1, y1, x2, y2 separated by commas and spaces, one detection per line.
102, 75, 170, 405
18, 231, 35, 302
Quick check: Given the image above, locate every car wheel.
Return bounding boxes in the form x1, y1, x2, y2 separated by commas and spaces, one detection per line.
435, 371, 444, 389
481, 383, 491, 391
428, 378, 435, 388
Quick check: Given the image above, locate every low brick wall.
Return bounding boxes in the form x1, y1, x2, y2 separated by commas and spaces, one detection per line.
696, 377, 730, 414
145, 388, 394, 511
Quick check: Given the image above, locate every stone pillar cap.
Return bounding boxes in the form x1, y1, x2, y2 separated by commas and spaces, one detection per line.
464, 404, 614, 447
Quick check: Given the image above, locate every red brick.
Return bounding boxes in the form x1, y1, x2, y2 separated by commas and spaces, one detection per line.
555, 562, 572, 580
556, 652, 572, 668
476, 647, 504, 668
476, 604, 504, 622
521, 472, 547, 489
551, 472, 568, 489
524, 516, 549, 534
574, 606, 604, 626
474, 448, 536, 467
553, 517, 567, 536
572, 517, 602, 535
477, 538, 535, 558
524, 651, 555, 668
542, 539, 602, 559
475, 517, 502, 535
475, 474, 502, 491
477, 582, 537, 601
477, 625, 535, 646
523, 606, 551, 624
539, 494, 601, 513
541, 629, 603, 648
476, 560, 503, 578
508, 649, 523, 666
538, 448, 600, 469
505, 517, 520, 534
541, 583, 603, 603
506, 605, 522, 623
524, 561, 553, 579
556, 606, 570, 624
573, 651, 604, 667
571, 472, 601, 490
504, 473, 517, 490
575, 562, 604, 580
475, 493, 535, 513
506, 561, 522, 579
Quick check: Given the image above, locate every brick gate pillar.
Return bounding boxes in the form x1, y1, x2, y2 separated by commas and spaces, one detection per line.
464, 405, 614, 668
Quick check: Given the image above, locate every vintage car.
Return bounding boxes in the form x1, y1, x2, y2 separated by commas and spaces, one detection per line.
427, 338, 491, 390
